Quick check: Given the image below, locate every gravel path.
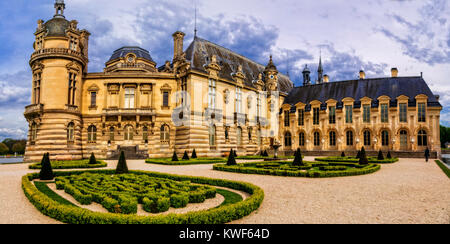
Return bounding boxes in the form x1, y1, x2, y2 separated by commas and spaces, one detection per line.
0, 158, 449, 224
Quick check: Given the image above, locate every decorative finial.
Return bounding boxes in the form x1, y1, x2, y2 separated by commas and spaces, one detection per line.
54, 0, 66, 18
194, 0, 198, 37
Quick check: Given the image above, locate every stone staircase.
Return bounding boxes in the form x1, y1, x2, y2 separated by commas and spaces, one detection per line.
107, 145, 148, 160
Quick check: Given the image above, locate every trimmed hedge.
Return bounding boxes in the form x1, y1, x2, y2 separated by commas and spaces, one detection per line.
29, 160, 107, 170
22, 170, 264, 224
213, 161, 381, 178
145, 157, 226, 166
315, 156, 398, 164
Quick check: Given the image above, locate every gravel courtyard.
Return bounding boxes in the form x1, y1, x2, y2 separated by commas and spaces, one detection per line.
0, 157, 449, 224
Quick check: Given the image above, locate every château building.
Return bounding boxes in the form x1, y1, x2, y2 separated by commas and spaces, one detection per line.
23, 1, 442, 162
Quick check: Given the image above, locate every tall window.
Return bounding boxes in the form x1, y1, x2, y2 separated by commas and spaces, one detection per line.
363, 105, 371, 123
345, 105, 353, 124
257, 93, 262, 119
299, 132, 305, 146
298, 109, 305, 126
235, 87, 242, 113
87, 125, 97, 143
68, 73, 77, 105
346, 131, 354, 146
236, 127, 242, 146
143, 127, 148, 143
284, 110, 290, 127
33, 73, 41, 104
163, 91, 169, 107
418, 130, 427, 146
160, 125, 170, 143
109, 127, 115, 142
418, 103, 426, 122
225, 126, 230, 141
313, 132, 320, 146
209, 125, 216, 146
257, 129, 262, 146
124, 125, 133, 141
381, 104, 389, 123
381, 130, 389, 146
399, 103, 407, 123
248, 127, 252, 141
124, 88, 135, 109
400, 130, 408, 148
313, 108, 320, 125
329, 131, 336, 147
329, 106, 336, 124
208, 79, 216, 109
284, 132, 292, 147
31, 123, 37, 143
90, 92, 97, 107
364, 130, 371, 146
67, 122, 74, 142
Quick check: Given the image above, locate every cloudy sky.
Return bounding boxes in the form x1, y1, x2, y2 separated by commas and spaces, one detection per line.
0, 0, 449, 140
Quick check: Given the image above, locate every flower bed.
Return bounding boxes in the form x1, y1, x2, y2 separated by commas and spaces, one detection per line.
29, 160, 107, 169
145, 157, 226, 165
315, 156, 399, 164
22, 170, 264, 224
213, 161, 380, 178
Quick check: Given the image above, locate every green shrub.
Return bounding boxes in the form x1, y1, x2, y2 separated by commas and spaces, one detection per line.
39, 153, 54, 180
378, 150, 384, 160
292, 148, 304, 166
172, 152, 179, 162
192, 149, 198, 159
89, 153, 97, 165
227, 149, 237, 166
116, 151, 128, 174
30, 160, 107, 169
171, 193, 190, 208
182, 151, 190, 160
359, 147, 369, 165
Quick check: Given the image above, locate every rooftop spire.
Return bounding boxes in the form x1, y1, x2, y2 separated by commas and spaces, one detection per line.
54, 0, 66, 18
317, 50, 324, 84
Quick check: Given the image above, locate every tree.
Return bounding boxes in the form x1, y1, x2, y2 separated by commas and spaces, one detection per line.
359, 147, 369, 165
171, 151, 179, 162
386, 151, 392, 159
116, 151, 129, 174
39, 153, 54, 180
182, 151, 190, 160
191, 149, 198, 159
0, 143, 8, 155
227, 149, 237, 166
89, 152, 97, 165
292, 148, 304, 166
341, 152, 346, 157
377, 150, 385, 160
441, 125, 450, 148
12, 143, 25, 155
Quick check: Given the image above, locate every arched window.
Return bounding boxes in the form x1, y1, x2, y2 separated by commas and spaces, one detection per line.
346, 131, 354, 146
31, 122, 37, 143
236, 127, 242, 146
400, 130, 408, 147
284, 132, 292, 147
329, 131, 336, 146
209, 125, 216, 146
382, 130, 389, 146
87, 125, 97, 143
67, 122, 74, 142
109, 127, 115, 142
248, 127, 253, 141
364, 130, 371, 146
124, 125, 134, 141
418, 130, 427, 146
143, 126, 148, 143
160, 125, 170, 144
224, 126, 230, 140
314, 132, 320, 146
299, 132, 305, 146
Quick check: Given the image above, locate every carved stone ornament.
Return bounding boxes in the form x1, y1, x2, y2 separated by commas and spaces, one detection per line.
224, 89, 230, 105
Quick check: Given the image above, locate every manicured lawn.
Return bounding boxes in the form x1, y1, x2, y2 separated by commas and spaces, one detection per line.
216, 189, 243, 207
29, 160, 107, 169
34, 181, 77, 207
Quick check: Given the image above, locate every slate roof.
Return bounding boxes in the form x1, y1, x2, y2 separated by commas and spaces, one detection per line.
44, 17, 70, 37
184, 37, 294, 93
108, 46, 154, 63
283, 77, 442, 111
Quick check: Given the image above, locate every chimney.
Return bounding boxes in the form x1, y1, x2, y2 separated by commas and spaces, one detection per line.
391, 68, 398, 78
172, 31, 185, 62
323, 74, 329, 83
359, 70, 365, 79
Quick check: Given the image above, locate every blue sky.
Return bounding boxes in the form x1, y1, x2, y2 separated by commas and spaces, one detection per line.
0, 0, 450, 140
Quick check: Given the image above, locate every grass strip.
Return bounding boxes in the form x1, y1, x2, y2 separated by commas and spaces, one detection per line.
216, 188, 243, 207
435, 160, 450, 178
34, 181, 78, 207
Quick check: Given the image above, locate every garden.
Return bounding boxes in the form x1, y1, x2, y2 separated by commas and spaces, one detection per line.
29, 153, 107, 169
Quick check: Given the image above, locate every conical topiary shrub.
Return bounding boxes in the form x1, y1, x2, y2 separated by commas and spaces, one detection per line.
341, 152, 346, 157
115, 151, 129, 174
227, 149, 237, 166
234, 149, 238, 158
39, 153, 54, 180
292, 148, 304, 166
191, 149, 198, 159
359, 147, 369, 165
171, 151, 179, 162
377, 150, 384, 160
182, 151, 190, 160
356, 150, 361, 159
263, 150, 268, 157
88, 152, 97, 165
387, 151, 392, 159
